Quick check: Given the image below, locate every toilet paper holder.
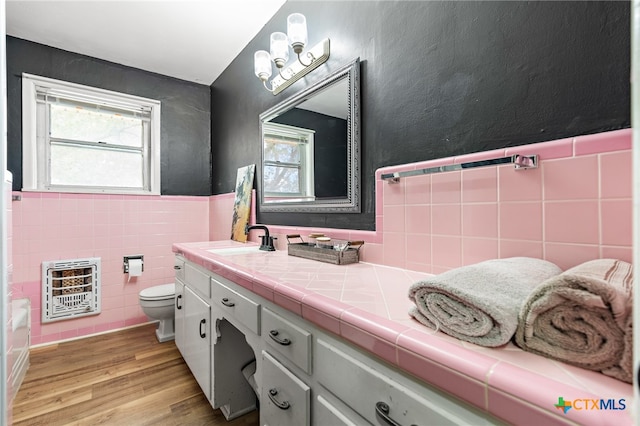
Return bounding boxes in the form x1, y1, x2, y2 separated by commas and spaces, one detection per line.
123, 255, 144, 273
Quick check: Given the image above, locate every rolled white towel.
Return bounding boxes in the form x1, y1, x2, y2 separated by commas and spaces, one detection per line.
408, 257, 561, 347
515, 259, 633, 383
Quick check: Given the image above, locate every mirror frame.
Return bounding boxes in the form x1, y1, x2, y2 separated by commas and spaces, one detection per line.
259, 58, 361, 213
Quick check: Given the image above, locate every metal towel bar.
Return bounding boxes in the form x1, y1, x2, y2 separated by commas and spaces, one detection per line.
380, 154, 538, 183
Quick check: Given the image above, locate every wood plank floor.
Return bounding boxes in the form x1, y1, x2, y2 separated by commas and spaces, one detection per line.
12, 324, 259, 426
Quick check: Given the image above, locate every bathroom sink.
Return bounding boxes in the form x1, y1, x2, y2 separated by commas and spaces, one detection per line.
206, 246, 265, 256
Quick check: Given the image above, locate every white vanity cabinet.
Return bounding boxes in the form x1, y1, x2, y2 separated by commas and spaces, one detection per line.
175, 255, 500, 426
174, 280, 185, 353
180, 282, 212, 399
175, 261, 213, 401
174, 257, 259, 421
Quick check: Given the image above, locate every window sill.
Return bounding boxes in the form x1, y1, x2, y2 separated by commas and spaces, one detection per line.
21, 187, 161, 196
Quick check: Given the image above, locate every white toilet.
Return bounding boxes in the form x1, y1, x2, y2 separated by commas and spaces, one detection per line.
139, 283, 176, 342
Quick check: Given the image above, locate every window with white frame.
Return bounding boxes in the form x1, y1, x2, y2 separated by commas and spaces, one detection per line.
22, 74, 161, 194
263, 122, 315, 200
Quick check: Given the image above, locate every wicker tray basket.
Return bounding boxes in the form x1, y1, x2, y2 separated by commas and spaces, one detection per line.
286, 235, 364, 265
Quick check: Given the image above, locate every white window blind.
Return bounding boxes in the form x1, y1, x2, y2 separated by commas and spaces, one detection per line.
22, 74, 161, 195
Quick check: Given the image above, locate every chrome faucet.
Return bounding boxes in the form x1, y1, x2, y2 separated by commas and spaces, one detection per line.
245, 224, 276, 251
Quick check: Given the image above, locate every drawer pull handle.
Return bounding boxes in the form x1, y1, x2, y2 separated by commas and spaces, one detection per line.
199, 319, 206, 338
176, 294, 182, 310
375, 402, 402, 426
268, 388, 290, 410
269, 330, 291, 346
221, 298, 235, 307
174, 265, 182, 270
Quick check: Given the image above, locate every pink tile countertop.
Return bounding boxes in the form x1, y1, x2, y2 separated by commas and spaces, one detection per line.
173, 240, 634, 426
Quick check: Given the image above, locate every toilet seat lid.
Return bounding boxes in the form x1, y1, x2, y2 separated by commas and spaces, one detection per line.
140, 283, 175, 300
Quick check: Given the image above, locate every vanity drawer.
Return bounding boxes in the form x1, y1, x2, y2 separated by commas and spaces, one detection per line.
262, 350, 310, 426
262, 308, 312, 374
183, 262, 210, 299
316, 339, 471, 426
210, 275, 260, 335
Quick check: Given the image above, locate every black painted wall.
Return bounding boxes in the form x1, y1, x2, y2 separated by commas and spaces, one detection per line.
211, 1, 630, 231
7, 37, 211, 195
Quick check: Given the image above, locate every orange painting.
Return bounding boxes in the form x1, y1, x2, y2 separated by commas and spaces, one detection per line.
230, 164, 255, 242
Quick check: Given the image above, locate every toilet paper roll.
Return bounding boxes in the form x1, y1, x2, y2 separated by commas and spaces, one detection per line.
128, 259, 143, 277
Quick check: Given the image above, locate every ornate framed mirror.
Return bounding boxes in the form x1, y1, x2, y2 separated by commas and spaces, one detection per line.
259, 58, 360, 213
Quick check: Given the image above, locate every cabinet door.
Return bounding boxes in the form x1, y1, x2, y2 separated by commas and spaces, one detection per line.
183, 286, 211, 400
261, 351, 310, 426
174, 279, 186, 354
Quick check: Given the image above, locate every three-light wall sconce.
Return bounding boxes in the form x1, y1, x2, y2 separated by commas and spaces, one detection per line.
254, 13, 330, 95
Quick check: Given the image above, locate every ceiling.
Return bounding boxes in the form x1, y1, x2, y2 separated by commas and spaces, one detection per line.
297, 78, 348, 119
6, 0, 287, 85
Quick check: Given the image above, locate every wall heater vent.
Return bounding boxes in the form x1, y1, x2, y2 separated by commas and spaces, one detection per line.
42, 257, 101, 323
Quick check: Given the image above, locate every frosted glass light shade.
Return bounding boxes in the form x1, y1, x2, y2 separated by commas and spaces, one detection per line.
254, 50, 272, 81
270, 32, 289, 68
287, 13, 307, 54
